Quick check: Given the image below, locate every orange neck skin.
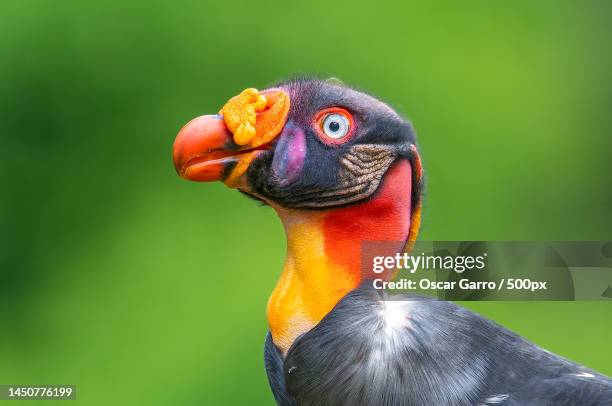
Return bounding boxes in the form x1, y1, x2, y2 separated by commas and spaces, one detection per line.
267, 160, 413, 354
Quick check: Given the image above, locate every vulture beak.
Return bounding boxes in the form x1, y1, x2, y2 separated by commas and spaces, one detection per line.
173, 88, 290, 187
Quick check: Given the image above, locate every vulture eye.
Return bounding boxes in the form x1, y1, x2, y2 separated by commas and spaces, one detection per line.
323, 114, 350, 138
315, 108, 354, 144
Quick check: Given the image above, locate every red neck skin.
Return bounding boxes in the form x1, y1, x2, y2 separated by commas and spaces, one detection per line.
267, 159, 413, 354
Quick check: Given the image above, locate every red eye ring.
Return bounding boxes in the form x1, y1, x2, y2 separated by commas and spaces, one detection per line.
313, 107, 355, 145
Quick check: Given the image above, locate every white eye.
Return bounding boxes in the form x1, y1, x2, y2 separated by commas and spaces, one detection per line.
322, 113, 351, 139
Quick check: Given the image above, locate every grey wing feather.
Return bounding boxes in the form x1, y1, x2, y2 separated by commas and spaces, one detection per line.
265, 332, 295, 406
498, 372, 612, 406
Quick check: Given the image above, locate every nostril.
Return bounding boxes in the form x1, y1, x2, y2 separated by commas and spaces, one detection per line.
271, 125, 306, 186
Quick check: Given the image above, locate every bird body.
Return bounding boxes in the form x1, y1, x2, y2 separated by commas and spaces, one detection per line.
266, 286, 612, 405
173, 77, 612, 405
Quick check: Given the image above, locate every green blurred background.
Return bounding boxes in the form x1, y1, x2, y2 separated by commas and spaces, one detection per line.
1, 0, 610, 404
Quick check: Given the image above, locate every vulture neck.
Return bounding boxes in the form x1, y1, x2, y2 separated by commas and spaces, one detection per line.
267, 160, 413, 354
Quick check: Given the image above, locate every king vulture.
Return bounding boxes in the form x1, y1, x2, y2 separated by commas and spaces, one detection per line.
173, 78, 612, 406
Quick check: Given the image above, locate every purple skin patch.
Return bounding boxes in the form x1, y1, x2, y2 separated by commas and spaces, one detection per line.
271, 124, 306, 185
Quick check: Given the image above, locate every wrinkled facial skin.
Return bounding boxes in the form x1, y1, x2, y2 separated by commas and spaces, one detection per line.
241, 79, 418, 209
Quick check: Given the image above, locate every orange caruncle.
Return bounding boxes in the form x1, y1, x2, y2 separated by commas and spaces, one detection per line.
219, 87, 290, 148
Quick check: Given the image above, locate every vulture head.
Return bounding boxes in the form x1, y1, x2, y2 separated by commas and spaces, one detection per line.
173, 77, 423, 353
